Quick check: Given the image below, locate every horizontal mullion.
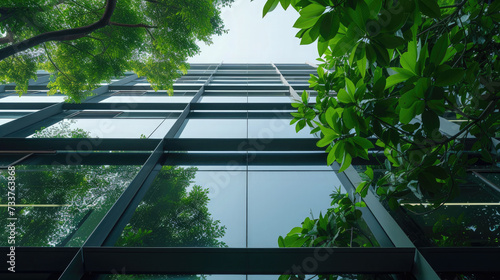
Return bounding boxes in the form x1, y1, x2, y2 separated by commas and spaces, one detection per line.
420, 247, 500, 273
83, 247, 415, 274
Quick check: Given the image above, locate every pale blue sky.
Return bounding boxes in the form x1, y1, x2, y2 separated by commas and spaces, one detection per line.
188, 0, 320, 63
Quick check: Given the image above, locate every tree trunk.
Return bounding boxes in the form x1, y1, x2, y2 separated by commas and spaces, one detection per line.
0, 0, 117, 61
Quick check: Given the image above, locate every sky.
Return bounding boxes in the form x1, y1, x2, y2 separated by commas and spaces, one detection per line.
188, 0, 320, 64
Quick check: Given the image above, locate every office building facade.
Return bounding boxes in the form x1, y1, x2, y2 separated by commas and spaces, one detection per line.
0, 63, 498, 279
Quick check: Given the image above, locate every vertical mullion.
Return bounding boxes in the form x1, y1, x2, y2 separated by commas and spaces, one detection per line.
333, 163, 440, 280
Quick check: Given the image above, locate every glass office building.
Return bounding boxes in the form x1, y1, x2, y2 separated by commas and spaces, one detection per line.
0, 63, 498, 279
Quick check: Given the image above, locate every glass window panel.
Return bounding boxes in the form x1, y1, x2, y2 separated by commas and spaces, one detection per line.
0, 96, 66, 103
100, 96, 193, 103
0, 119, 15, 125
375, 170, 500, 247
248, 171, 341, 247
199, 96, 247, 103
0, 164, 141, 246
114, 166, 246, 247
248, 96, 293, 103
30, 119, 176, 138
0, 110, 36, 118
248, 119, 315, 138
177, 119, 247, 138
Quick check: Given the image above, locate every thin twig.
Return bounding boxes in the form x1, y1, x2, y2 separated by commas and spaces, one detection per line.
42, 43, 75, 82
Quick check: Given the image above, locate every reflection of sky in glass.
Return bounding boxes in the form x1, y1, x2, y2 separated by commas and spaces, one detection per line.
0, 165, 140, 247
0, 96, 66, 102
0, 119, 14, 125
248, 119, 313, 138
100, 96, 193, 103
248, 171, 341, 247
190, 171, 246, 247
30, 119, 176, 138
199, 96, 247, 103
248, 96, 293, 103
178, 119, 247, 138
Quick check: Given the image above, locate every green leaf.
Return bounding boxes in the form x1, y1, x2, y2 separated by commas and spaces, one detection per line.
392, 67, 417, 78
399, 89, 418, 109
357, 53, 367, 79
325, 107, 336, 128
296, 119, 306, 132
430, 34, 448, 65
337, 88, 353, 103
385, 73, 409, 89
320, 12, 340, 41
375, 34, 406, 49
317, 133, 336, 147
343, 107, 357, 129
434, 68, 465, 86
345, 77, 355, 96
422, 109, 440, 135
299, 4, 325, 18
293, 15, 318, 29
352, 137, 374, 150
418, 0, 441, 19
280, 0, 291, 10
327, 148, 336, 165
338, 152, 352, 173
263, 0, 280, 17
373, 77, 386, 98
301, 90, 308, 103
365, 166, 374, 180
278, 236, 286, 247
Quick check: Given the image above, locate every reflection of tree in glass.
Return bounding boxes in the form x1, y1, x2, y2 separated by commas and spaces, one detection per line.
116, 165, 227, 248
0, 123, 140, 246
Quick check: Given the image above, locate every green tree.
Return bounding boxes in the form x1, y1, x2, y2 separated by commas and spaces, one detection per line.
1, 124, 226, 250
264, 1, 499, 278
116, 165, 226, 248
0, 0, 233, 101
264, 0, 499, 209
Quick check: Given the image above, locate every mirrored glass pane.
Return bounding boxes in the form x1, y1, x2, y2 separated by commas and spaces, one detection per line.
0, 164, 141, 246
29, 118, 176, 138
100, 96, 193, 103
0, 96, 66, 103
248, 171, 341, 247
363, 166, 500, 247
199, 96, 247, 103
115, 166, 246, 247
248, 119, 314, 138
248, 96, 293, 103
177, 119, 247, 138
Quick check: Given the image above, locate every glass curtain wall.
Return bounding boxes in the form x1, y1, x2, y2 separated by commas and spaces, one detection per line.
0, 63, 498, 280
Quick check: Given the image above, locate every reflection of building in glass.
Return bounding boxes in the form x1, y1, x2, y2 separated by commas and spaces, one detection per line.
0, 64, 498, 279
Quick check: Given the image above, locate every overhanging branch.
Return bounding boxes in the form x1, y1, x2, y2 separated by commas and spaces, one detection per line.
0, 0, 117, 61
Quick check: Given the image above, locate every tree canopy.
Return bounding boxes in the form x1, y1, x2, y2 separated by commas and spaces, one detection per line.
0, 0, 233, 102
264, 0, 499, 207
264, 1, 499, 277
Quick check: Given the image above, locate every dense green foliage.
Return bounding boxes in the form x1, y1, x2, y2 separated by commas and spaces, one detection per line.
116, 166, 227, 247
265, 1, 499, 278
265, 0, 499, 208
0, 0, 233, 102
1, 125, 226, 251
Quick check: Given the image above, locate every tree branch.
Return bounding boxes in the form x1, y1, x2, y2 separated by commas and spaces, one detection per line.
0, 0, 117, 61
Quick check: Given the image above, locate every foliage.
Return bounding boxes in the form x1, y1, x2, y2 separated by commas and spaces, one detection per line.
116, 166, 227, 248
277, 189, 381, 280
0, 0, 234, 102
1, 125, 226, 253
33, 119, 91, 138
265, 0, 500, 208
